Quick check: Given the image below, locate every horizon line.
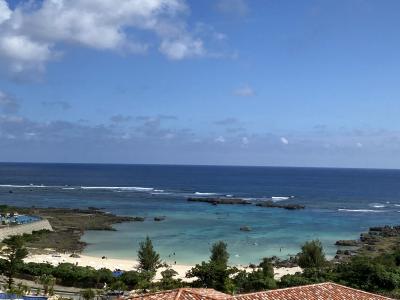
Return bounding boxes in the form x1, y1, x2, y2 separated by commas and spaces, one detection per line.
0, 161, 399, 172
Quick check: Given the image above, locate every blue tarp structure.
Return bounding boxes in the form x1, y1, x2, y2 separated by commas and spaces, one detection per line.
0, 294, 47, 300
23, 296, 48, 300
112, 270, 124, 277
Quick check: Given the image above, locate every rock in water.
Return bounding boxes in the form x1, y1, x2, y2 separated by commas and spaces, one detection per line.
240, 226, 252, 232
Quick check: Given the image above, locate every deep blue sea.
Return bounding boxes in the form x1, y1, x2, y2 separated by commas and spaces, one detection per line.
0, 163, 399, 265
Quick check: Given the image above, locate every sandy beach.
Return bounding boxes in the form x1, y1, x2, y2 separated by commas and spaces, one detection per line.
25, 253, 301, 281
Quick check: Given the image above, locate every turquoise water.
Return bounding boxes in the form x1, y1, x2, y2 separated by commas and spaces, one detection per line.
0, 163, 399, 265
81, 203, 385, 265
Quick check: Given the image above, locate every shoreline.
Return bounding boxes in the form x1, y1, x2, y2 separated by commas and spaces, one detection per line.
24, 252, 301, 281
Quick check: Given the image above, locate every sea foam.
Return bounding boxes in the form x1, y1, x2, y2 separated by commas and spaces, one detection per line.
338, 209, 385, 213
194, 192, 218, 196
271, 196, 294, 201
0, 184, 49, 188
369, 203, 386, 208
80, 186, 154, 192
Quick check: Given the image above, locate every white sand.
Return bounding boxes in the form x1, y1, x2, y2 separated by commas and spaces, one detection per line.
25, 253, 301, 281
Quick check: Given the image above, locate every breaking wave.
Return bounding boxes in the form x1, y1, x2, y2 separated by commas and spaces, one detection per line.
271, 196, 295, 201
194, 192, 218, 196
369, 203, 386, 208
338, 209, 385, 213
0, 184, 49, 188
80, 186, 154, 192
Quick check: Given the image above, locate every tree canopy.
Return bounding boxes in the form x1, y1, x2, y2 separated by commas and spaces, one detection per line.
298, 240, 326, 270
137, 236, 161, 274
1, 235, 29, 289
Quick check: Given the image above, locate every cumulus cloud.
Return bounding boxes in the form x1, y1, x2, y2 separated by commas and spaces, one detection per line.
280, 137, 289, 145
159, 37, 204, 60
0, 0, 11, 24
0, 90, 19, 113
215, 136, 225, 143
134, 114, 182, 138
0, 113, 182, 143
0, 0, 215, 76
234, 85, 255, 97
1, 110, 400, 167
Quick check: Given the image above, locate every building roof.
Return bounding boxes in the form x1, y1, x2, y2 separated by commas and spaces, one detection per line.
128, 288, 231, 300
233, 282, 394, 300
127, 283, 394, 300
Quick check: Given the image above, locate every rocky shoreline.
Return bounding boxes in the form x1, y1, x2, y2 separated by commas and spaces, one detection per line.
255, 201, 305, 210
262, 225, 400, 269
187, 197, 304, 210
333, 225, 400, 261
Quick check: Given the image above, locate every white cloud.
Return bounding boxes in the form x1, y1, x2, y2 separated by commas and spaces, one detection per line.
356, 142, 363, 148
215, 136, 225, 143
0, 0, 211, 76
234, 85, 255, 97
160, 37, 204, 60
280, 137, 289, 145
241, 136, 249, 145
0, 35, 53, 74
0, 0, 11, 24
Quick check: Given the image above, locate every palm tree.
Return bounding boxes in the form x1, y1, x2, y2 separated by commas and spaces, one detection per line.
35, 274, 56, 295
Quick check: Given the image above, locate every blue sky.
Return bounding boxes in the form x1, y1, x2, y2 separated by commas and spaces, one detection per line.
1, 0, 400, 168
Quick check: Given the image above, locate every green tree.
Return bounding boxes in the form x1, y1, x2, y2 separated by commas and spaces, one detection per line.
80, 288, 96, 300
186, 241, 236, 292
297, 240, 327, 278
120, 271, 142, 289
210, 241, 229, 267
109, 280, 127, 292
259, 258, 274, 278
36, 274, 56, 295
159, 268, 182, 290
233, 258, 276, 293
279, 273, 314, 288
95, 268, 113, 288
1, 235, 29, 289
137, 236, 161, 274
10, 282, 30, 296
335, 256, 400, 292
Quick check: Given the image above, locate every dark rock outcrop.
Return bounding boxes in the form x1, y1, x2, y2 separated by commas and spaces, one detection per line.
256, 201, 305, 210
187, 197, 251, 205
240, 226, 252, 232
335, 240, 360, 246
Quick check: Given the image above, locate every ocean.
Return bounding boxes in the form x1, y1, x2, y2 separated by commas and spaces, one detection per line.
0, 162, 399, 265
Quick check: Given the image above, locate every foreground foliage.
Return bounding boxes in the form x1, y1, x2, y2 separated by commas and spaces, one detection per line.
1, 235, 400, 298
0, 236, 29, 289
